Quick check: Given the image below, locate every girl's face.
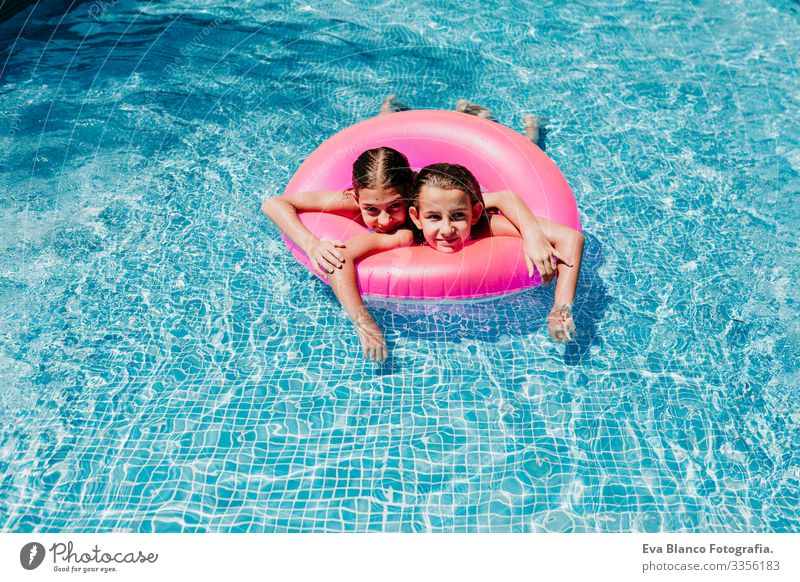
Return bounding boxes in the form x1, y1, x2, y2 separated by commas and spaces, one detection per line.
356, 187, 407, 233
409, 186, 483, 253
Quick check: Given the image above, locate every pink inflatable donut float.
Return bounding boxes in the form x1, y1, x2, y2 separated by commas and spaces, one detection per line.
282, 110, 580, 301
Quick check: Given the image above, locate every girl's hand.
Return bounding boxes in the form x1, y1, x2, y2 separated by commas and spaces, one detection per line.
522, 232, 572, 285
548, 303, 576, 342
353, 313, 388, 362
309, 239, 346, 277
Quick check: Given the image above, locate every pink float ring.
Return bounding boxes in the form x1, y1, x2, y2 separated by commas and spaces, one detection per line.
282, 110, 580, 300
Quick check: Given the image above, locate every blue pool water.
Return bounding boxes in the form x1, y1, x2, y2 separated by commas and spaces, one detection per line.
0, 0, 798, 532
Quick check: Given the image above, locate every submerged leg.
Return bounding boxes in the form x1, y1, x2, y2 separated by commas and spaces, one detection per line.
523, 114, 549, 146
455, 99, 494, 120
379, 94, 410, 115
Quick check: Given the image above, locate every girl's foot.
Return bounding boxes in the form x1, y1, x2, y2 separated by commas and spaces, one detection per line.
547, 303, 576, 343
455, 99, 494, 120
379, 94, 409, 115
523, 114, 549, 145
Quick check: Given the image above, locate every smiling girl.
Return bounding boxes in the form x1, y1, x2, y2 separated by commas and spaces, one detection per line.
408, 164, 584, 345
262, 147, 414, 278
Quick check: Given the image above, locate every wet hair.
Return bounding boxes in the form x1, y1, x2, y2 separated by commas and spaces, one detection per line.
351, 147, 414, 196
410, 163, 490, 241
411, 163, 484, 208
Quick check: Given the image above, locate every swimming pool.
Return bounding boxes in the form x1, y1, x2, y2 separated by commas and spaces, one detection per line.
0, 0, 797, 532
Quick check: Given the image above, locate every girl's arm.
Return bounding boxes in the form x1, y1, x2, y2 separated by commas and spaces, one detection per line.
261, 190, 359, 276
483, 190, 571, 285
487, 209, 585, 342
328, 229, 414, 362
536, 218, 584, 342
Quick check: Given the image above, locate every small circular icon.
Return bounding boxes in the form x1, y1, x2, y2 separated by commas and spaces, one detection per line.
20, 542, 46, 570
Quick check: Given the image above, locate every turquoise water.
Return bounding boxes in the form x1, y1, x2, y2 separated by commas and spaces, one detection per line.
0, 0, 798, 532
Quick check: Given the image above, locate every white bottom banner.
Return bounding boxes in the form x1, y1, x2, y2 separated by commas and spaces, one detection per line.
1, 533, 797, 581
